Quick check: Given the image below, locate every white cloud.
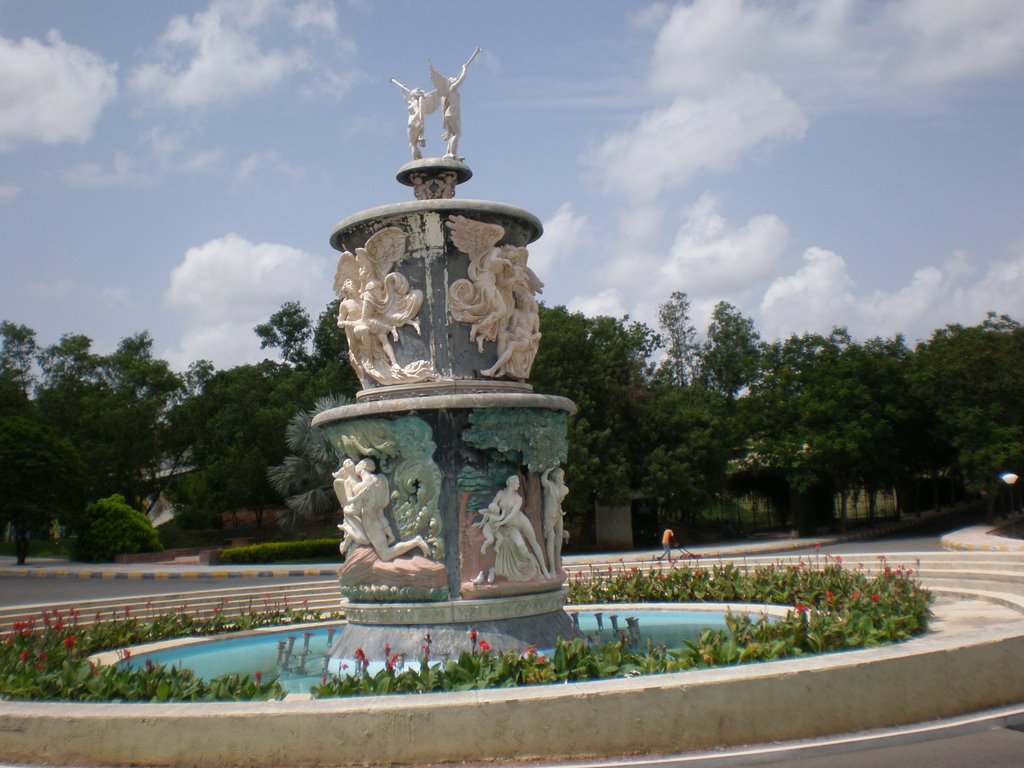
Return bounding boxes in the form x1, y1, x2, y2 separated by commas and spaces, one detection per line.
757, 240, 1024, 342
128, 0, 312, 109
647, 0, 1024, 109
589, 74, 807, 202
0, 30, 117, 151
59, 152, 152, 188
528, 203, 589, 277
660, 194, 789, 295
886, 0, 1024, 86
568, 289, 628, 319
163, 233, 330, 368
288, 0, 338, 33
235, 151, 305, 185
141, 127, 223, 173
0, 184, 21, 203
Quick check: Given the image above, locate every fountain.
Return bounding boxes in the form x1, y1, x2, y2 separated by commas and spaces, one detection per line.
311, 49, 579, 666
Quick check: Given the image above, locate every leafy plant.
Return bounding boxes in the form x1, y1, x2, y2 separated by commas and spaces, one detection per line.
73, 494, 162, 562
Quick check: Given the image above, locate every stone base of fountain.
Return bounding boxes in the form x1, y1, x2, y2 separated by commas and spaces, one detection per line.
328, 589, 580, 664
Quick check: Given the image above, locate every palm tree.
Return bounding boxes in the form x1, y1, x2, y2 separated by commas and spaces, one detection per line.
267, 394, 349, 534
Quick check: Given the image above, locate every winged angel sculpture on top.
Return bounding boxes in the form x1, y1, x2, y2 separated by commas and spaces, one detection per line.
334, 227, 436, 386
447, 215, 544, 380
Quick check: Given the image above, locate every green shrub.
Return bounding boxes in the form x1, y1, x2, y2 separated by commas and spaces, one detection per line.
218, 538, 340, 564
73, 495, 163, 562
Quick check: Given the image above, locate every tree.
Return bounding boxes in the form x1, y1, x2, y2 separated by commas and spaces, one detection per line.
35, 332, 183, 512
700, 301, 761, 400
254, 300, 312, 367
657, 291, 700, 388
267, 394, 349, 534
0, 416, 85, 564
0, 321, 38, 398
912, 314, 1024, 517
166, 361, 315, 528
531, 306, 660, 529
747, 329, 911, 532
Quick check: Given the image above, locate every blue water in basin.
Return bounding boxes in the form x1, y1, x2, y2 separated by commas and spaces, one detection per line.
125, 608, 757, 694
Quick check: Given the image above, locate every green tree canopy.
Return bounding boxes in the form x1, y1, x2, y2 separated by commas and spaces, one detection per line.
0, 416, 85, 564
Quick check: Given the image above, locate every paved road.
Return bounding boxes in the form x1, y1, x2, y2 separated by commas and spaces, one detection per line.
0, 573, 337, 607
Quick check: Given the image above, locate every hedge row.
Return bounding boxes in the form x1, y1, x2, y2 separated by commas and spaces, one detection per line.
218, 539, 340, 564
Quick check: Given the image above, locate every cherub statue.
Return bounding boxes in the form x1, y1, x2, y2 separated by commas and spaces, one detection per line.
333, 227, 436, 386
428, 47, 480, 160
389, 79, 438, 160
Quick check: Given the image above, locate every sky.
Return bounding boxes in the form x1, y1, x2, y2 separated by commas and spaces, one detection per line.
1, 0, 1022, 371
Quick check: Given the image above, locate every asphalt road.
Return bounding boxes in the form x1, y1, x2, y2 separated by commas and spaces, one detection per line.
0, 573, 337, 607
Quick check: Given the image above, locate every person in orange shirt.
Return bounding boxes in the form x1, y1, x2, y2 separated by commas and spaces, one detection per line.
655, 527, 676, 561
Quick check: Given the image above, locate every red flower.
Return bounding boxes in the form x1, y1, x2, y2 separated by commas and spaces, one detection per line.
19, 650, 29, 662
469, 630, 478, 642
826, 591, 834, 602
871, 593, 881, 603
63, 634, 77, 650
479, 640, 491, 653
794, 603, 809, 614
537, 654, 547, 663
255, 672, 262, 684
354, 647, 367, 663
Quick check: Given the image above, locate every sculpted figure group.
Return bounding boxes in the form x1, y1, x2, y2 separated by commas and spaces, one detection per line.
447, 214, 544, 380
334, 458, 432, 562
473, 470, 568, 584
391, 48, 480, 161
333, 227, 436, 386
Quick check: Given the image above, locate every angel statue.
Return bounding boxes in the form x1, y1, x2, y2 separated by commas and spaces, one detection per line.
333, 227, 436, 386
390, 79, 438, 160
447, 214, 544, 380
428, 47, 480, 160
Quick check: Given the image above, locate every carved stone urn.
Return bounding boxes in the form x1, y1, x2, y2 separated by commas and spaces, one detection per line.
313, 157, 578, 663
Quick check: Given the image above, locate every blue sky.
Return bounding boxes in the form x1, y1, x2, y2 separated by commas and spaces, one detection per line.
1, 0, 1022, 370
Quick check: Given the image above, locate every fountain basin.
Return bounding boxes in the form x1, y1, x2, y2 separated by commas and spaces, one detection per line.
102, 604, 790, 694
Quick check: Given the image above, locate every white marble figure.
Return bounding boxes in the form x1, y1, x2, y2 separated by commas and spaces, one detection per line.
390, 79, 438, 160
540, 466, 569, 573
482, 290, 541, 379
334, 458, 432, 562
333, 227, 436, 386
479, 475, 550, 582
428, 47, 480, 160
447, 215, 544, 379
